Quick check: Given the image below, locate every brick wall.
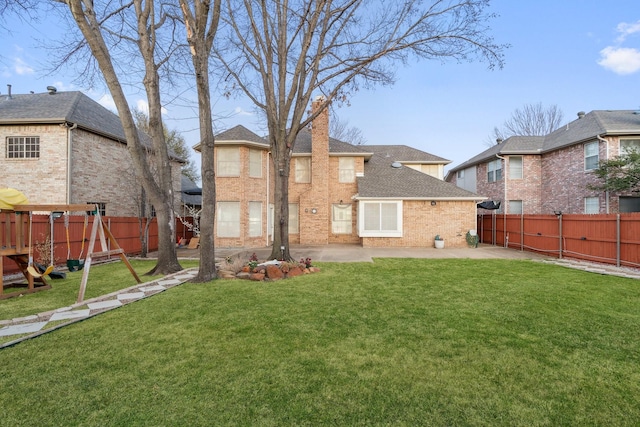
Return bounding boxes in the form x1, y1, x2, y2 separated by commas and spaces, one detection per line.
362, 200, 477, 248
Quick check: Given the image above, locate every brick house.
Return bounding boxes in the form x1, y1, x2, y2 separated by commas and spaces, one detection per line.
202, 97, 483, 248
0, 89, 184, 216
446, 110, 640, 214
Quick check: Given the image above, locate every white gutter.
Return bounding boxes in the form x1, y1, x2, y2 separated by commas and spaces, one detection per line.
266, 151, 270, 247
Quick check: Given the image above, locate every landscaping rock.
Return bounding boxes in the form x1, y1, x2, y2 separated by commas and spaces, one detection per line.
266, 265, 284, 280
250, 273, 265, 281
286, 266, 304, 278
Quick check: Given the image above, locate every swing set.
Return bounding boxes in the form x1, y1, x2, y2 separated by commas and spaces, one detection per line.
1, 203, 141, 301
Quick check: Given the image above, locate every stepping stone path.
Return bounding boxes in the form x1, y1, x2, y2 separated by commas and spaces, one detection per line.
0, 268, 198, 349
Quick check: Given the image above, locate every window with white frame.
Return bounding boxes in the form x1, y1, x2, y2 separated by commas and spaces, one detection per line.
509, 156, 523, 179
6, 136, 40, 158
359, 201, 402, 237
295, 157, 311, 183
584, 141, 599, 171
332, 204, 352, 234
584, 197, 599, 214
289, 203, 299, 234
249, 149, 262, 178
620, 138, 640, 155
216, 147, 240, 176
248, 201, 262, 237
217, 201, 240, 237
508, 200, 523, 214
487, 159, 502, 182
338, 157, 355, 183
457, 170, 465, 179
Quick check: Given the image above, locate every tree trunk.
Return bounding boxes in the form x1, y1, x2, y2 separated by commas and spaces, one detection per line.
269, 146, 292, 261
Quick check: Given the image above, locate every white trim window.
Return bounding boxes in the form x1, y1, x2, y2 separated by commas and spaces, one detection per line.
6, 136, 40, 159
332, 204, 352, 234
584, 197, 599, 214
249, 149, 262, 178
509, 156, 523, 179
338, 157, 355, 183
457, 170, 465, 179
289, 203, 299, 234
620, 138, 640, 155
248, 201, 262, 237
295, 157, 311, 183
217, 202, 240, 237
359, 200, 402, 237
584, 141, 599, 171
487, 159, 502, 182
217, 147, 240, 176
508, 200, 523, 214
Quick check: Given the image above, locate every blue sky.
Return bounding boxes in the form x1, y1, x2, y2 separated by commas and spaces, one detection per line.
1, 1, 639, 180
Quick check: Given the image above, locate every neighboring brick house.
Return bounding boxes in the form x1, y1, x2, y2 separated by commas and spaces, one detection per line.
446, 110, 640, 214
201, 97, 483, 248
0, 89, 184, 216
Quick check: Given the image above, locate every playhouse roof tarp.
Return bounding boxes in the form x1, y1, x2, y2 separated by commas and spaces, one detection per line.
0, 188, 29, 210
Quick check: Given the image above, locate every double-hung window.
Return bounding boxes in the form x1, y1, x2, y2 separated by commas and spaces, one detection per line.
508, 200, 523, 214
295, 158, 311, 183
584, 141, 599, 171
487, 159, 502, 182
248, 201, 262, 237
338, 157, 355, 183
217, 202, 240, 237
289, 204, 299, 234
6, 136, 40, 158
249, 149, 262, 178
584, 197, 599, 214
509, 156, 523, 179
217, 147, 240, 176
332, 204, 352, 234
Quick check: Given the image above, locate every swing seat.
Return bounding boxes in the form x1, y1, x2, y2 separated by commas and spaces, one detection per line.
67, 259, 85, 272
27, 264, 54, 278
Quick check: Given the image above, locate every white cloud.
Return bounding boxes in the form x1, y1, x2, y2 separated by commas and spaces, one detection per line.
136, 99, 149, 115
13, 57, 34, 75
616, 20, 640, 43
598, 46, 640, 75
97, 94, 117, 112
234, 106, 253, 116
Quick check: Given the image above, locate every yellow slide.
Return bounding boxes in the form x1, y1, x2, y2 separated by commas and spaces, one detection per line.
0, 188, 29, 210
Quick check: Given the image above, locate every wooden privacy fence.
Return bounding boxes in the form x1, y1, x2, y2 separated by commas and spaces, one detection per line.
478, 213, 640, 268
2, 215, 196, 276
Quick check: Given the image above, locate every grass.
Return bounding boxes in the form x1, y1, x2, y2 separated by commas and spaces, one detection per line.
1, 259, 639, 426
1, 259, 200, 321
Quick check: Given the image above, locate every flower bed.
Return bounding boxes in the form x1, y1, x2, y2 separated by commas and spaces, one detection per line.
217, 253, 320, 281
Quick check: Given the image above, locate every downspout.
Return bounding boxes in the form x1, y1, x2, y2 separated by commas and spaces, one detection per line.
496, 153, 507, 247
66, 122, 78, 204
266, 151, 270, 247
597, 134, 609, 213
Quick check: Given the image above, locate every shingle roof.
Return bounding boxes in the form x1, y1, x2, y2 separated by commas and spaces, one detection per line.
180, 175, 202, 206
358, 152, 483, 199
361, 145, 451, 164
449, 110, 640, 173
0, 90, 185, 161
292, 128, 371, 154
215, 125, 268, 145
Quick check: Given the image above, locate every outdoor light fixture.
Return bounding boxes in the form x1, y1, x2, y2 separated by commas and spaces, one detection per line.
311, 208, 318, 214
431, 201, 437, 206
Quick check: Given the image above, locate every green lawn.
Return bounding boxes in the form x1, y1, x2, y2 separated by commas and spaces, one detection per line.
1, 259, 639, 426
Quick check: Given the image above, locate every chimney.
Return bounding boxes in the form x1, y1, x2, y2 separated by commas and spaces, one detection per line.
7, 84, 11, 99
577, 111, 585, 119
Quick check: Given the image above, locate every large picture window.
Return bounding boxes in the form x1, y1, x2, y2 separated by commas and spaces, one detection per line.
295, 157, 311, 183
217, 202, 240, 237
620, 138, 640, 155
217, 147, 240, 176
359, 201, 402, 237
332, 204, 352, 234
6, 136, 39, 158
584, 141, 599, 171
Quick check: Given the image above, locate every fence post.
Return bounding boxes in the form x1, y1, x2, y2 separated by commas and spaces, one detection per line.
617, 214, 621, 267
520, 214, 524, 251
558, 214, 563, 259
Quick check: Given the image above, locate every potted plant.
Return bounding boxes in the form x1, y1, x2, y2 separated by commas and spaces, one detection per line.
434, 234, 445, 249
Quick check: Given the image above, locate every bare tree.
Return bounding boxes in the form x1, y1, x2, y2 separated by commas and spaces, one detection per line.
487, 103, 564, 145
178, 0, 221, 282
58, 0, 183, 275
216, 0, 506, 260
330, 114, 366, 146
